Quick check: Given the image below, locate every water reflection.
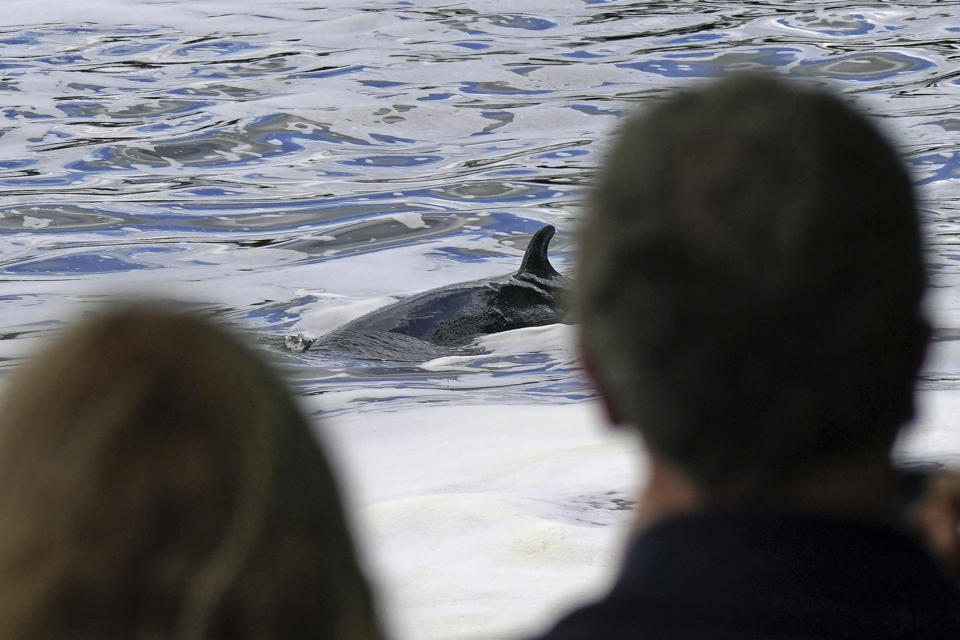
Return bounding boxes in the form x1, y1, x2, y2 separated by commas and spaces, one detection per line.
0, 2, 959, 401
793, 51, 934, 81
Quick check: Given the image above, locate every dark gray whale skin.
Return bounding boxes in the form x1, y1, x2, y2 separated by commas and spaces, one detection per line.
311, 225, 571, 360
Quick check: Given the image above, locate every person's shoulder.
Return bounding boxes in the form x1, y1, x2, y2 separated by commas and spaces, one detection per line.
526, 593, 701, 640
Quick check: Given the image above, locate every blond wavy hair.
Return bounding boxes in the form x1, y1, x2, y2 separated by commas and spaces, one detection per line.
0, 306, 383, 640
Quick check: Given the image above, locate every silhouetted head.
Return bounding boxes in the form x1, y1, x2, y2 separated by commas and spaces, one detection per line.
0, 305, 383, 640
578, 74, 928, 494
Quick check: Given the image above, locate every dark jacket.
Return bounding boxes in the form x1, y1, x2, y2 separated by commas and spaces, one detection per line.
530, 510, 960, 639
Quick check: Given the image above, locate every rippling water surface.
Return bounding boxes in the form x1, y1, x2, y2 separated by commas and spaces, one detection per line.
3, 1, 960, 406
4, 2, 960, 638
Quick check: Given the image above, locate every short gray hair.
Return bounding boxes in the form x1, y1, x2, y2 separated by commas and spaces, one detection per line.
578, 74, 928, 489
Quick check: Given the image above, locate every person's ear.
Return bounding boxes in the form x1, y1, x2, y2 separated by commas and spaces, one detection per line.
578, 331, 624, 427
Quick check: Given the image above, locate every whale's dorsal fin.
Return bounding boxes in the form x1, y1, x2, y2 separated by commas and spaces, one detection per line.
519, 225, 561, 279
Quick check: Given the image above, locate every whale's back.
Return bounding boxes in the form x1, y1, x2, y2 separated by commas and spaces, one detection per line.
310, 225, 569, 358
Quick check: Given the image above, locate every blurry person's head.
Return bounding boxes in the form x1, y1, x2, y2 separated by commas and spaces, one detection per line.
0, 306, 383, 640
579, 74, 928, 501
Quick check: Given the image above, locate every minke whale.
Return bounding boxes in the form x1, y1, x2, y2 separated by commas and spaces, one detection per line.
303, 225, 571, 361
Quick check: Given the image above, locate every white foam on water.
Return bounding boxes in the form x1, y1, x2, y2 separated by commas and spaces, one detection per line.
315, 400, 646, 640
478, 323, 576, 358
897, 390, 960, 467
387, 212, 429, 230
20, 216, 51, 229
296, 295, 398, 338
420, 324, 575, 372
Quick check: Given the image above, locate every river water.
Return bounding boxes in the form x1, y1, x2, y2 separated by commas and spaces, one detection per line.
1, 2, 960, 639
